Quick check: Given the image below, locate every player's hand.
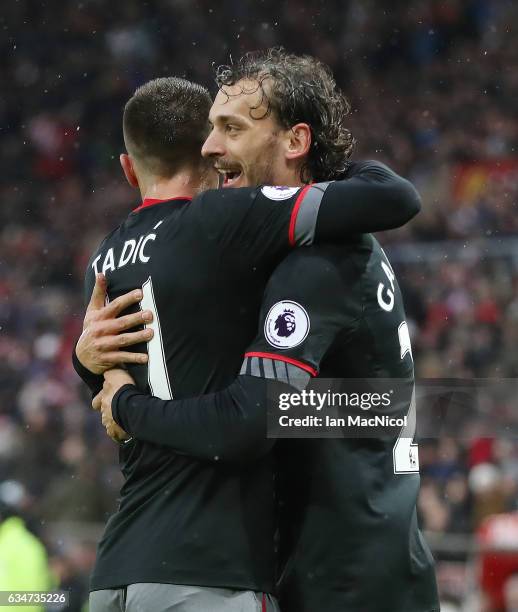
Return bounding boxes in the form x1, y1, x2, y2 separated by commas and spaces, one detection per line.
100, 369, 135, 442
93, 388, 124, 441
76, 273, 154, 374
92, 391, 102, 412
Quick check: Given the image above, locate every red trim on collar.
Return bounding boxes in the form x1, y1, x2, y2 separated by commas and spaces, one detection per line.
133, 196, 192, 213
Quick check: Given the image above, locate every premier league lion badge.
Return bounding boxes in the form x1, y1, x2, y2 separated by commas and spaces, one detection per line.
264, 300, 310, 349
260, 186, 300, 201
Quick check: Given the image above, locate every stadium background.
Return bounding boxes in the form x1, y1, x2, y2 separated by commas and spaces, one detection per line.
1, 0, 518, 610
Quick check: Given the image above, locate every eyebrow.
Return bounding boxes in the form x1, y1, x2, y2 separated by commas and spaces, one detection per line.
209, 114, 248, 126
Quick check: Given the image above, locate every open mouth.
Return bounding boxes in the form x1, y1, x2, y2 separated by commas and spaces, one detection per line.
216, 167, 243, 187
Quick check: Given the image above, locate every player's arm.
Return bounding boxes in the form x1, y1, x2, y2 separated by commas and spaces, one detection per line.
111, 250, 357, 461
193, 159, 420, 262
315, 159, 421, 235
108, 375, 287, 459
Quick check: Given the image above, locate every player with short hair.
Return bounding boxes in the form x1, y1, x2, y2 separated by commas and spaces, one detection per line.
75, 70, 420, 612
93, 50, 439, 612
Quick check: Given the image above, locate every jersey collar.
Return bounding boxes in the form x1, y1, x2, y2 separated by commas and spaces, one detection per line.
133, 196, 192, 213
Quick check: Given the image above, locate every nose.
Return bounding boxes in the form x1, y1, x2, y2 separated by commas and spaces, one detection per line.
201, 128, 225, 158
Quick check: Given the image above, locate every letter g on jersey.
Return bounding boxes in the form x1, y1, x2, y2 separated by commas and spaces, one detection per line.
264, 300, 310, 349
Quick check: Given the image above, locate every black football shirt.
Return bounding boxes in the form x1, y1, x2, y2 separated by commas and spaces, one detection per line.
86, 184, 328, 592
240, 239, 440, 612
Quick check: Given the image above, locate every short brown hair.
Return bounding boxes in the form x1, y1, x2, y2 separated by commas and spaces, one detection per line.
216, 48, 355, 183
123, 77, 212, 176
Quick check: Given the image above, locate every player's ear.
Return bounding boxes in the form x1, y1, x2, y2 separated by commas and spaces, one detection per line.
285, 123, 312, 162
120, 153, 139, 189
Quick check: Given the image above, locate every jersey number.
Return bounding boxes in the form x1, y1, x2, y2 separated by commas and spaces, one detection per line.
140, 277, 173, 400
392, 320, 419, 474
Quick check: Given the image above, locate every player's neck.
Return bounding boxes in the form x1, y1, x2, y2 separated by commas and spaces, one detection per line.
139, 171, 201, 202
274, 163, 310, 188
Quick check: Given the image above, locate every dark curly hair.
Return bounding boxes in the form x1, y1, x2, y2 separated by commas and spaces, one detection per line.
215, 48, 355, 183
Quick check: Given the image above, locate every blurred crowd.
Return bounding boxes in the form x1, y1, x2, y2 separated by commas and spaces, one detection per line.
1, 0, 518, 609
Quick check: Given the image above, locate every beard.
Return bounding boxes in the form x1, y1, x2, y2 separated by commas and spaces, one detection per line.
195, 158, 220, 194
246, 143, 282, 186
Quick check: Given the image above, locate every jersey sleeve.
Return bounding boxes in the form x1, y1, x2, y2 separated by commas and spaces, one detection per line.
190, 184, 324, 270
314, 160, 421, 237
241, 247, 360, 388
111, 375, 285, 462
191, 160, 420, 268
